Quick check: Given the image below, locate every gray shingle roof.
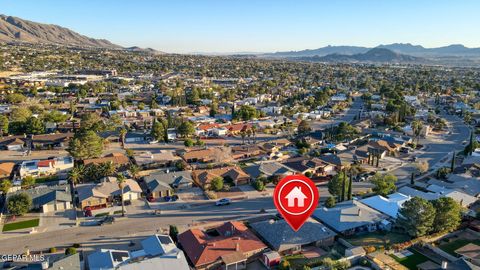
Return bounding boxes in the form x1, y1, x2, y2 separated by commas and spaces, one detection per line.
250, 218, 336, 252
144, 171, 193, 191
313, 200, 387, 233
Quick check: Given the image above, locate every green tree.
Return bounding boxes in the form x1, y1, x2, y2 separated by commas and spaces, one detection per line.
371, 173, 397, 196
0, 179, 12, 194
298, 120, 311, 135
253, 179, 265, 191
67, 130, 104, 160
432, 197, 462, 233
0, 115, 9, 135
211, 176, 224, 191
65, 247, 77, 255
169, 225, 179, 243
68, 166, 84, 186
184, 138, 194, 147
117, 174, 126, 217
26, 117, 45, 135
178, 121, 195, 138
234, 105, 258, 121
151, 120, 166, 141
411, 120, 423, 145
6, 93, 26, 104
328, 172, 347, 200
42, 110, 69, 123
80, 112, 104, 132
22, 176, 35, 188
99, 161, 117, 178
325, 196, 336, 208
10, 107, 32, 122
397, 197, 436, 237
128, 164, 141, 180
119, 128, 127, 149
7, 193, 32, 216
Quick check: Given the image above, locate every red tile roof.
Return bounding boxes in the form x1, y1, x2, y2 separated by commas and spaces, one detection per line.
37, 160, 55, 167
178, 221, 266, 268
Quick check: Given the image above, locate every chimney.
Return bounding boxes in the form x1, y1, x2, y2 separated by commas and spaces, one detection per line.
235, 243, 240, 251
441, 261, 448, 269
357, 209, 361, 216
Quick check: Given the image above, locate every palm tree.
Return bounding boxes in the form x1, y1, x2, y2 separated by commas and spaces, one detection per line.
411, 120, 423, 145
100, 161, 117, 178
251, 125, 257, 144
116, 174, 126, 217
68, 165, 84, 186
240, 131, 246, 145
128, 164, 141, 180
119, 128, 127, 149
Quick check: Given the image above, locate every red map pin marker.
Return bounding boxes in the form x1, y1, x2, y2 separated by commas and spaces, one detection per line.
273, 174, 319, 231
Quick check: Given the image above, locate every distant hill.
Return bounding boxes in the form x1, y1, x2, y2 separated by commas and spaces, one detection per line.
0, 14, 121, 49
297, 48, 423, 63
264, 45, 369, 57
265, 43, 480, 58
125, 46, 164, 54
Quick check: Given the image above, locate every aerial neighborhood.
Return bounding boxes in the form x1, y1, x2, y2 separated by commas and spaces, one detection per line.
0, 11, 480, 270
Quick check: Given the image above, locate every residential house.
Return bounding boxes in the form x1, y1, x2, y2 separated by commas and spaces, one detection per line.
83, 153, 130, 169
0, 136, 25, 151
250, 218, 336, 254
243, 161, 294, 180
133, 150, 181, 169
0, 162, 15, 179
88, 234, 189, 270
143, 171, 194, 198
192, 166, 250, 188
313, 200, 390, 235
19, 156, 74, 178
282, 157, 336, 177
231, 145, 265, 160
178, 221, 267, 270
6, 253, 81, 270
125, 132, 152, 143
180, 147, 232, 164
360, 193, 411, 219
31, 133, 73, 150
8, 185, 72, 213
398, 185, 477, 208
77, 176, 142, 209
225, 123, 252, 135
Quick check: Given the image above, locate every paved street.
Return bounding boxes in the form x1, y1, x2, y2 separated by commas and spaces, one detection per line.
391, 113, 470, 183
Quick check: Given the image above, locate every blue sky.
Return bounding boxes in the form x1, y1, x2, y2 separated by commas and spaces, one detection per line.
3, 0, 480, 53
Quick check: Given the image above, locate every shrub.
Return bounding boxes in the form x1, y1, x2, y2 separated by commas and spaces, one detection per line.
325, 197, 336, 208
49, 247, 57, 253
65, 247, 77, 255
72, 243, 81, 248
253, 180, 265, 191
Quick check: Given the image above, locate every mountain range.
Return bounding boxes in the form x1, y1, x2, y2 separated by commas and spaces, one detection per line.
265, 43, 480, 58
296, 48, 423, 63
0, 14, 122, 49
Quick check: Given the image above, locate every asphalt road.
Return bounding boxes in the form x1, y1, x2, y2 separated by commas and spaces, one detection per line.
391, 112, 470, 182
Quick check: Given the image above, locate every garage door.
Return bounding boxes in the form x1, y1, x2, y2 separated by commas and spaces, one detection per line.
43, 204, 55, 213
55, 202, 66, 211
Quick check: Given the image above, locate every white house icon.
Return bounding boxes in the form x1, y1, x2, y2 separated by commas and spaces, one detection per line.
285, 186, 308, 207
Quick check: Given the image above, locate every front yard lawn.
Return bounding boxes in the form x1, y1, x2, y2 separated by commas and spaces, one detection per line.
439, 239, 480, 257
391, 249, 429, 270
2, 218, 40, 232
347, 232, 410, 248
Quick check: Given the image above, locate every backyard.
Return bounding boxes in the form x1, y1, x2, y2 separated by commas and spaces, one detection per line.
2, 218, 40, 232
439, 238, 480, 257
346, 232, 411, 248
391, 249, 429, 270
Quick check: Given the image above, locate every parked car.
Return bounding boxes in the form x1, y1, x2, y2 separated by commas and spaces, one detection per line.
99, 216, 115, 226
147, 195, 156, 202
83, 207, 92, 217
215, 198, 231, 206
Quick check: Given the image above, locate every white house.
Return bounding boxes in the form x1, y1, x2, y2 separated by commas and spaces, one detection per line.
360, 193, 411, 219
19, 156, 74, 178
